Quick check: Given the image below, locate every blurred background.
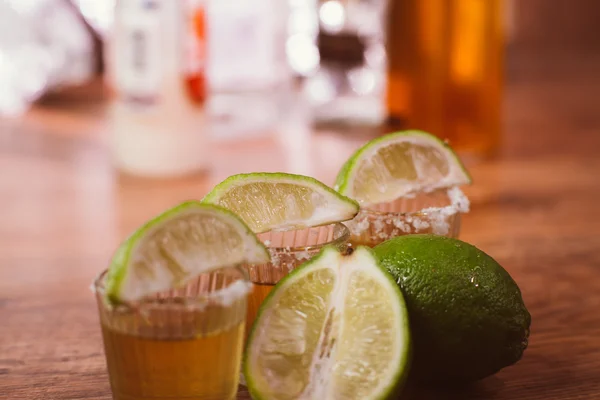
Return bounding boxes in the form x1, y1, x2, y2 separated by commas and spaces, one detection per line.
0, 0, 599, 239
1, 0, 598, 171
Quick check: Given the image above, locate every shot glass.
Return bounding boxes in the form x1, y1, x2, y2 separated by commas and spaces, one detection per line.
94, 266, 250, 400
345, 186, 470, 248
242, 222, 350, 336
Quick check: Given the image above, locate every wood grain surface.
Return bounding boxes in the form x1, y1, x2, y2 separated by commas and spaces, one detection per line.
2, 52, 600, 400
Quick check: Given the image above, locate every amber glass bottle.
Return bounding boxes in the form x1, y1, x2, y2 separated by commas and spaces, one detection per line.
386, 0, 504, 157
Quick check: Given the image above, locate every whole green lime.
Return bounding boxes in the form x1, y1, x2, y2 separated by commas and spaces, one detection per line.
373, 234, 531, 385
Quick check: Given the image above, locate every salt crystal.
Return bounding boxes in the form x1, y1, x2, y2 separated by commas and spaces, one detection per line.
372, 218, 385, 235
346, 216, 369, 236
210, 280, 252, 306
412, 217, 430, 231
448, 186, 470, 213
295, 250, 312, 261
417, 187, 469, 235
392, 217, 411, 233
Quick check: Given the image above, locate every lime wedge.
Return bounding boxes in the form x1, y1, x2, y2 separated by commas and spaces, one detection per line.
244, 246, 411, 400
202, 173, 359, 233
335, 130, 472, 205
105, 201, 270, 304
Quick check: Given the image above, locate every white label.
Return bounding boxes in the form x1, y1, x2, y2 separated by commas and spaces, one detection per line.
114, 0, 163, 103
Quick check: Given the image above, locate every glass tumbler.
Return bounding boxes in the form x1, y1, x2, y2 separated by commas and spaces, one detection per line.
345, 187, 470, 248
94, 266, 250, 400
242, 222, 350, 338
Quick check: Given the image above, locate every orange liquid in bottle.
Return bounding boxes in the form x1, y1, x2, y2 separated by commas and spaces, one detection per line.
386, 0, 504, 157
184, 4, 206, 104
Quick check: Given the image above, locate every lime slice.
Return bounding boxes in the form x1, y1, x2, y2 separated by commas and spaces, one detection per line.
105, 201, 270, 304
335, 130, 472, 205
202, 172, 359, 233
244, 246, 411, 400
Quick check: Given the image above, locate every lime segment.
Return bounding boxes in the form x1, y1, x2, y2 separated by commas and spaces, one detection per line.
244, 247, 411, 400
203, 172, 359, 233
105, 201, 269, 304
335, 130, 472, 205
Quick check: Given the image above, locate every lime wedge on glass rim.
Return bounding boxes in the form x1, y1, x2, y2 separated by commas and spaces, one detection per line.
335, 130, 472, 205
244, 246, 411, 400
202, 172, 359, 233
105, 201, 270, 304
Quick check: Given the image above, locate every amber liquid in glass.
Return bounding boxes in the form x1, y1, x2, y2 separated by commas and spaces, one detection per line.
245, 283, 275, 339
101, 321, 244, 400
386, 0, 503, 157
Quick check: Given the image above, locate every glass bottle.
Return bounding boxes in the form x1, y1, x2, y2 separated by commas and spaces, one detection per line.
303, 0, 388, 127
386, 0, 504, 157
206, 0, 294, 141
107, 0, 208, 177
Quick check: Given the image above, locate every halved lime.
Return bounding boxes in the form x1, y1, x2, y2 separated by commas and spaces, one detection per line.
105, 201, 270, 304
244, 246, 411, 400
202, 172, 359, 233
335, 130, 472, 205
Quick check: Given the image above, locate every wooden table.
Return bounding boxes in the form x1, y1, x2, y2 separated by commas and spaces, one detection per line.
2, 52, 600, 399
